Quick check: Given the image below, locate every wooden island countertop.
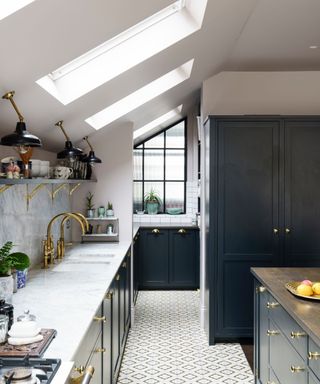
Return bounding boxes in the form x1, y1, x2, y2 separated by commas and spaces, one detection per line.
251, 267, 320, 346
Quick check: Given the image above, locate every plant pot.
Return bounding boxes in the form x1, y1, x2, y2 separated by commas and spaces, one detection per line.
106, 209, 114, 217
146, 202, 159, 214
0, 275, 13, 303
87, 209, 95, 218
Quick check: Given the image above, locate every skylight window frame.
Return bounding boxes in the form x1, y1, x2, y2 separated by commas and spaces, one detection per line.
0, 0, 35, 21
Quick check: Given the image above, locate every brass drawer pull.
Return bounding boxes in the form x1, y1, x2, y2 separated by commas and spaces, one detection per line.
290, 331, 306, 338
267, 330, 280, 336
152, 228, 160, 234
308, 351, 320, 360
94, 347, 106, 353
178, 228, 187, 234
290, 365, 305, 373
256, 286, 266, 293
267, 302, 280, 309
93, 316, 106, 323
73, 365, 85, 374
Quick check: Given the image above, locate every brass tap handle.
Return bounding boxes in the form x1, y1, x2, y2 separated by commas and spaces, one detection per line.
152, 228, 160, 234
178, 228, 187, 234
93, 316, 106, 323
73, 365, 85, 374
267, 330, 280, 336
267, 302, 280, 309
290, 365, 305, 373
290, 331, 306, 338
256, 286, 266, 293
308, 351, 320, 360
94, 348, 106, 353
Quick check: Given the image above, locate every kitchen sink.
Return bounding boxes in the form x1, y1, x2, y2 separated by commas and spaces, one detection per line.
53, 260, 111, 272
68, 253, 115, 259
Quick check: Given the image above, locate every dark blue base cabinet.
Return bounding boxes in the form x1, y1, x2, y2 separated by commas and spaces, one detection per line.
254, 279, 320, 384
138, 228, 199, 289
204, 116, 320, 343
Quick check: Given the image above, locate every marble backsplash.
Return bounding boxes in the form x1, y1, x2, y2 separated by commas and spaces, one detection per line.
0, 184, 71, 267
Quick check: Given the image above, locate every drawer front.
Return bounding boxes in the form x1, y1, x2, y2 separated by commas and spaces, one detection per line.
87, 332, 103, 384
309, 338, 320, 380
269, 319, 307, 384
309, 370, 320, 384
268, 295, 307, 358
269, 367, 280, 384
73, 305, 103, 368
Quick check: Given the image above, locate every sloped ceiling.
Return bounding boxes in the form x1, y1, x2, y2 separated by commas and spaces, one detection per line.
0, 0, 320, 152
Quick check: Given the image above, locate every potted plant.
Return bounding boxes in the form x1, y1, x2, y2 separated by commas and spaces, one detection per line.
86, 192, 95, 218
144, 189, 162, 214
0, 242, 30, 302
106, 202, 114, 217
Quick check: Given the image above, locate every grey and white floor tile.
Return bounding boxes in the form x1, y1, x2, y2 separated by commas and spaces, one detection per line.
117, 291, 254, 384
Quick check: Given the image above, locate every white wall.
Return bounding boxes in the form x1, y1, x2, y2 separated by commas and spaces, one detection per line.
202, 71, 320, 119
72, 123, 133, 242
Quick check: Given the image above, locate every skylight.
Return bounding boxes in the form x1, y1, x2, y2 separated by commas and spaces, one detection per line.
134, 105, 183, 140
0, 0, 35, 21
85, 60, 193, 130
36, 0, 207, 105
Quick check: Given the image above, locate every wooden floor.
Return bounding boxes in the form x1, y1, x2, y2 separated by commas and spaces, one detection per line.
241, 341, 254, 371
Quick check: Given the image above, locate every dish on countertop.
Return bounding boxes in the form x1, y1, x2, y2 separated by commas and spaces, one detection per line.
285, 281, 320, 301
166, 208, 182, 215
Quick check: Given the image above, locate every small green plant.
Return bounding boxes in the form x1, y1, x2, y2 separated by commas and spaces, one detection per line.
0, 242, 30, 276
144, 188, 162, 204
107, 202, 113, 210
86, 192, 95, 210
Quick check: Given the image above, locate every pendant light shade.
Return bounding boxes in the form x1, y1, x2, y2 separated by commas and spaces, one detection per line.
0, 91, 42, 147
82, 136, 102, 164
55, 120, 83, 159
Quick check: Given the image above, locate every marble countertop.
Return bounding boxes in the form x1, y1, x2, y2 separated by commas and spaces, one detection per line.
11, 240, 131, 382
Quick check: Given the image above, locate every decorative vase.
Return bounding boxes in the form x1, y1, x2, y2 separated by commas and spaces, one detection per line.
87, 209, 95, 218
0, 275, 14, 303
146, 202, 159, 214
106, 209, 114, 217
98, 207, 105, 218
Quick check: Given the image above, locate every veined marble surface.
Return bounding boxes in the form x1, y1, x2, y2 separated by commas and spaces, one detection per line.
10, 240, 130, 382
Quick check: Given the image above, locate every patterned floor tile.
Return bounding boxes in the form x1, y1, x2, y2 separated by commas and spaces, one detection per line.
117, 291, 254, 384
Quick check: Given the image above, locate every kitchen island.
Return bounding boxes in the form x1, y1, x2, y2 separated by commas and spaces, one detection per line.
252, 267, 320, 384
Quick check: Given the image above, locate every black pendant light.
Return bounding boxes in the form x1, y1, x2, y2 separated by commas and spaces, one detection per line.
0, 91, 42, 147
82, 136, 102, 164
55, 120, 83, 159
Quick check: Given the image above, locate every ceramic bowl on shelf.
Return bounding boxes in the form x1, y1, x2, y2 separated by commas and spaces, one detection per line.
166, 208, 182, 215
136, 210, 145, 215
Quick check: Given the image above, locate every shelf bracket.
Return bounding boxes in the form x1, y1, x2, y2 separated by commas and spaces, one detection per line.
51, 183, 68, 200
69, 183, 81, 196
26, 183, 48, 210
0, 185, 13, 194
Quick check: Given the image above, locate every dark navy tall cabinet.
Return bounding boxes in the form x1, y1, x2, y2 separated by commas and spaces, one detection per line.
204, 116, 320, 344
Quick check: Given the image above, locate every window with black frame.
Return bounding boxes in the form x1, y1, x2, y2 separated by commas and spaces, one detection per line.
133, 119, 186, 214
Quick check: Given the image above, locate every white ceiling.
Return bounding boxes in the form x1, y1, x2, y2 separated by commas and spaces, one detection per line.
0, 0, 320, 152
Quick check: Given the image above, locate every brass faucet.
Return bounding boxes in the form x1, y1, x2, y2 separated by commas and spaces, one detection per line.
57, 213, 89, 259
43, 212, 89, 268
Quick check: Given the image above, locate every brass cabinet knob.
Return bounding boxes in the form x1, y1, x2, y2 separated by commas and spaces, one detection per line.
93, 316, 106, 323
152, 228, 160, 234
267, 330, 280, 336
267, 302, 280, 309
73, 365, 85, 374
94, 347, 106, 353
105, 291, 113, 300
178, 228, 187, 234
285, 228, 291, 234
256, 286, 266, 293
308, 351, 320, 360
273, 228, 279, 234
290, 365, 305, 373
122, 261, 127, 268
116, 274, 120, 281
290, 331, 306, 338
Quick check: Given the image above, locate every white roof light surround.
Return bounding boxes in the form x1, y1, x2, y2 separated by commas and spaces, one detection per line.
133, 105, 183, 140
0, 0, 35, 21
85, 59, 193, 130
36, 0, 207, 105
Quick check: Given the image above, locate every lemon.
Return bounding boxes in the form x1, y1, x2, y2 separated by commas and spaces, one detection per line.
296, 284, 313, 296
312, 282, 320, 295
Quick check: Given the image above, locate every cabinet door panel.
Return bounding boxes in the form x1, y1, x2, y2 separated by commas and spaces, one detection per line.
103, 293, 112, 384
216, 120, 280, 338
125, 252, 131, 328
87, 333, 103, 384
119, 264, 126, 347
285, 120, 320, 266
133, 233, 140, 303
169, 229, 199, 288
139, 229, 169, 287
111, 278, 120, 377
